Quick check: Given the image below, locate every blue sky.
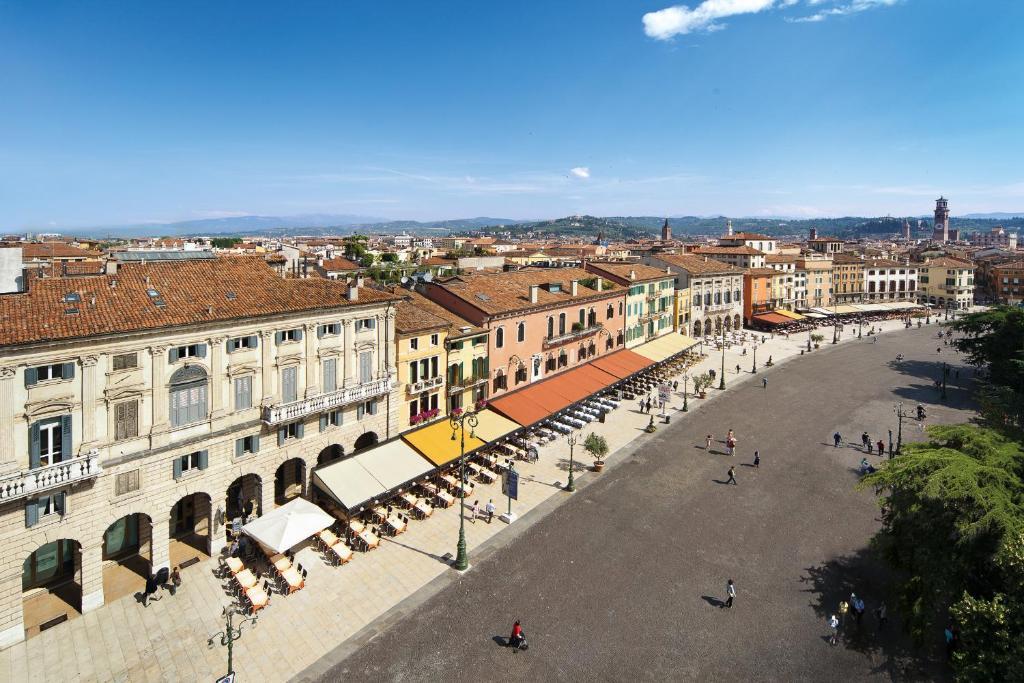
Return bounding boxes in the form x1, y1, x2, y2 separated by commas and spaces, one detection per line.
1, 0, 1023, 228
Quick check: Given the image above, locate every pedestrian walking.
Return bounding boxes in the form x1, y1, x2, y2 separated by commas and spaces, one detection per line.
485, 499, 496, 524
874, 601, 888, 630
852, 593, 865, 627
736, 363, 741, 374
726, 466, 737, 485
469, 499, 479, 523
638, 399, 645, 413
829, 614, 840, 645
833, 431, 842, 448
838, 599, 849, 627
673, 380, 678, 391
706, 434, 713, 450
142, 573, 160, 607
727, 429, 735, 442
726, 437, 736, 456
762, 377, 768, 389
866, 439, 873, 455
877, 440, 885, 457
861, 431, 870, 449
646, 397, 653, 414
725, 579, 736, 608
169, 566, 182, 596
753, 450, 760, 468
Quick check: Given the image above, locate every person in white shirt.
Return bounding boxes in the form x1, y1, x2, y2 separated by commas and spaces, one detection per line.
485, 499, 496, 524
829, 614, 840, 645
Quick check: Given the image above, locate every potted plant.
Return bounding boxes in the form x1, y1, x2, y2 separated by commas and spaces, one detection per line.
584, 432, 609, 472
811, 333, 824, 349
451, 407, 464, 417
475, 399, 488, 411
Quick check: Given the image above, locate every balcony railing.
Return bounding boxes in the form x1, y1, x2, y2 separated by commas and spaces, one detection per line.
407, 375, 444, 394
542, 324, 602, 349
0, 449, 102, 503
448, 374, 488, 393
697, 303, 735, 314
262, 378, 392, 425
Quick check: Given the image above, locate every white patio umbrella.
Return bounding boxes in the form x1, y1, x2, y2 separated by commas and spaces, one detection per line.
240, 498, 335, 554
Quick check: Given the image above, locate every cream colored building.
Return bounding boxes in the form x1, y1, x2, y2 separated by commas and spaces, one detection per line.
0, 254, 401, 647
917, 257, 975, 310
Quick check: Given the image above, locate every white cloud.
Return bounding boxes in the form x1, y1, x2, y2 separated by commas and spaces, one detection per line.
570, 167, 591, 179
643, 0, 776, 40
789, 0, 899, 23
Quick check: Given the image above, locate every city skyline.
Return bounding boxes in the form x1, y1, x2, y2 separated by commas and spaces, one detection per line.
3, 0, 1024, 229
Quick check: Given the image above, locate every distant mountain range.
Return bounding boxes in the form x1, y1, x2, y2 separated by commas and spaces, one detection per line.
962, 212, 1024, 220
54, 211, 1024, 240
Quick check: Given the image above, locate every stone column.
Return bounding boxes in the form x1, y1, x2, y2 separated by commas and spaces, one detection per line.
149, 345, 169, 433
0, 563, 24, 648
0, 366, 17, 473
385, 310, 398, 379
80, 355, 99, 451
209, 336, 226, 419
150, 509, 171, 573
260, 330, 275, 403
304, 323, 318, 397
341, 319, 354, 387
80, 543, 105, 613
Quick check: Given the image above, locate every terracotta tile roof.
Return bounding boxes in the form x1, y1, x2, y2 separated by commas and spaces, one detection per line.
923, 257, 974, 268
3, 242, 102, 260
765, 254, 797, 264
652, 253, 745, 275
745, 267, 778, 277
0, 255, 399, 348
394, 297, 451, 335
584, 261, 671, 283
25, 261, 106, 279
430, 267, 619, 318
320, 257, 361, 272
421, 256, 457, 266
692, 245, 765, 256
394, 289, 486, 338
831, 253, 865, 265
724, 232, 772, 240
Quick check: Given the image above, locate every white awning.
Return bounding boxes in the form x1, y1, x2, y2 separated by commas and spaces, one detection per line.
240, 498, 335, 554
313, 439, 436, 512
356, 439, 434, 492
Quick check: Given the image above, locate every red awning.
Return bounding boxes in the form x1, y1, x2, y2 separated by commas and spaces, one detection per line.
752, 312, 792, 326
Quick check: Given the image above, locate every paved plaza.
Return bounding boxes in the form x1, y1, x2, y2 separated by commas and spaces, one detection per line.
313, 322, 974, 682
0, 319, 970, 682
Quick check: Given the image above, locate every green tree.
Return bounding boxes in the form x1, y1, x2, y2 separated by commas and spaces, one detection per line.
380, 252, 398, 263
952, 307, 1024, 429
583, 433, 608, 463
861, 424, 1024, 647
210, 237, 242, 248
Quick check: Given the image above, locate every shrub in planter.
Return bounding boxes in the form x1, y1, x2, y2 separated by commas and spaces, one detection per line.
584, 432, 609, 472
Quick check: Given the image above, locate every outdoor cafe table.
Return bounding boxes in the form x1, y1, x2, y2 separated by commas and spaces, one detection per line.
330, 543, 353, 564
478, 467, 498, 484
282, 567, 304, 593
271, 555, 292, 572
235, 569, 258, 590
245, 585, 270, 613
225, 557, 244, 575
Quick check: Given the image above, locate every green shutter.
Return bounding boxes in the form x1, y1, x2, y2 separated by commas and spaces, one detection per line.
248, 335, 258, 348
320, 415, 328, 432
168, 348, 179, 363
24, 367, 38, 388
198, 450, 208, 470
226, 339, 236, 353
60, 415, 72, 462
295, 329, 303, 342
252, 435, 260, 453
55, 492, 66, 516
62, 362, 75, 380
25, 500, 39, 528
236, 439, 244, 458
296, 422, 305, 439
29, 423, 41, 469
196, 344, 207, 358
172, 458, 183, 479
317, 325, 324, 339
278, 428, 286, 446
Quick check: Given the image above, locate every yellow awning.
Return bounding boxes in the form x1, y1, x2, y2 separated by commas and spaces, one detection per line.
470, 409, 521, 441
403, 418, 487, 467
633, 332, 700, 363
774, 309, 805, 320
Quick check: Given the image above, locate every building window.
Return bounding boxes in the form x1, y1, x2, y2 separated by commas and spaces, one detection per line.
357, 399, 378, 420
169, 365, 208, 428
318, 323, 341, 338
173, 450, 208, 479
227, 336, 258, 353
281, 366, 298, 403
21, 539, 74, 586
236, 435, 260, 457
115, 469, 141, 496
320, 409, 343, 431
410, 337, 419, 351
114, 400, 139, 441
276, 328, 303, 344
559, 313, 566, 335
355, 318, 376, 332
322, 358, 338, 393
169, 343, 206, 363
234, 376, 253, 410
430, 333, 439, 346
495, 327, 504, 348
112, 353, 138, 371
30, 416, 71, 468
517, 322, 525, 342
24, 362, 75, 387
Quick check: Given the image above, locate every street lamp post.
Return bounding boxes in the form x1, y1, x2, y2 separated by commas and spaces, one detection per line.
832, 319, 839, 344
208, 606, 258, 678
893, 402, 911, 457
681, 372, 689, 412
720, 325, 726, 390
858, 317, 863, 339
449, 408, 480, 571
565, 432, 577, 492
752, 344, 758, 373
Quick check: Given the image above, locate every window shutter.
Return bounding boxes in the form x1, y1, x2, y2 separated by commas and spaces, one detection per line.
275, 331, 283, 345
60, 415, 72, 461
296, 422, 304, 439
169, 347, 179, 363
62, 362, 75, 380
172, 458, 183, 479
26, 500, 39, 528
317, 325, 324, 339
369, 400, 378, 416
320, 415, 328, 432
278, 428, 286, 447
29, 423, 41, 469
236, 439, 244, 458
226, 339, 236, 353
357, 403, 365, 419
252, 435, 260, 453
295, 328, 303, 342
248, 335, 258, 349
196, 344, 207, 358
24, 367, 38, 388
198, 450, 209, 470
55, 492, 66, 516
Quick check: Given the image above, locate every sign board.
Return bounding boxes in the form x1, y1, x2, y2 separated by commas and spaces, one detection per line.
658, 383, 672, 404
502, 468, 519, 501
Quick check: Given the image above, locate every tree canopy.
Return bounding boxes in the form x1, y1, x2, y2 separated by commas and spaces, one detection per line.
952, 307, 1024, 430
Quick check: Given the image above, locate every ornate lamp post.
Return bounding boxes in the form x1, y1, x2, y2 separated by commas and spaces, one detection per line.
565, 432, 577, 492
719, 325, 726, 390
893, 402, 911, 457
858, 317, 863, 339
450, 408, 480, 571
751, 344, 758, 373
208, 606, 258, 679
681, 372, 689, 412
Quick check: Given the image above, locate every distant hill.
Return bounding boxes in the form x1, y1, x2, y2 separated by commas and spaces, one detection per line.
962, 212, 1024, 220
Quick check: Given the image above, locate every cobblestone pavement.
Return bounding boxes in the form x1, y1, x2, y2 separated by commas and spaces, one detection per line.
0, 318, 962, 682
312, 322, 973, 682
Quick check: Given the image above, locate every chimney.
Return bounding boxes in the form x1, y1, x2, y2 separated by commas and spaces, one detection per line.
104, 259, 118, 276
629, 270, 636, 281
347, 285, 359, 301
571, 279, 578, 296
529, 284, 539, 304
356, 275, 365, 288
809, 227, 817, 240
597, 278, 603, 292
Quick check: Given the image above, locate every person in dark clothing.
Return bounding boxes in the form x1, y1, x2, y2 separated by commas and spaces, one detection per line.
726, 466, 737, 485
877, 440, 885, 457
143, 574, 160, 607
833, 432, 842, 448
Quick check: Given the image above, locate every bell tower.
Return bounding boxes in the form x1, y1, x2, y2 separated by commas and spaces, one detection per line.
933, 197, 950, 243
661, 218, 671, 242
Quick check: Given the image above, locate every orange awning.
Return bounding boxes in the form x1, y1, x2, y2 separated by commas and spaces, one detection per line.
488, 360, 624, 428
753, 312, 791, 326
590, 349, 652, 379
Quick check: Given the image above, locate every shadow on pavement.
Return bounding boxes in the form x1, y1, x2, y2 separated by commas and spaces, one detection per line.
554, 458, 590, 473
701, 595, 725, 608
382, 538, 452, 566
800, 547, 947, 681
